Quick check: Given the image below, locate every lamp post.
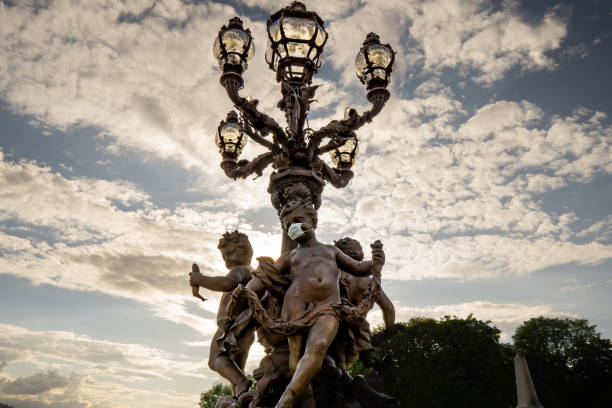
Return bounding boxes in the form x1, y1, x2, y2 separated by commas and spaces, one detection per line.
213, 1, 395, 252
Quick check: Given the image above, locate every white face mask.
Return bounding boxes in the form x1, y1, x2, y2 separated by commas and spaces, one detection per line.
287, 223, 305, 240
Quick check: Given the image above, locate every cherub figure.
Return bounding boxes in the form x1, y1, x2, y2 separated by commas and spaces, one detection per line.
189, 230, 255, 396
237, 200, 385, 407
334, 237, 395, 372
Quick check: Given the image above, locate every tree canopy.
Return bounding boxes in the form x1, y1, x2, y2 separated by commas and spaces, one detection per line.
199, 316, 612, 408
357, 315, 515, 408
199, 382, 232, 408
513, 316, 612, 407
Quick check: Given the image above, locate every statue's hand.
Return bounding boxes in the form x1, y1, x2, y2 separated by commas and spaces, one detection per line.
226, 284, 245, 316
191, 286, 207, 302
190, 263, 207, 302
232, 284, 245, 299
371, 240, 385, 269
189, 263, 203, 286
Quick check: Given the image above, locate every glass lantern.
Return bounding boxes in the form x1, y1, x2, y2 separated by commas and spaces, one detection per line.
329, 134, 359, 169
265, 2, 327, 83
355, 32, 395, 89
213, 17, 255, 74
216, 111, 247, 158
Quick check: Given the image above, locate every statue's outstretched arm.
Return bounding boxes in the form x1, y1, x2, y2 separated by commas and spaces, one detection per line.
335, 247, 373, 277
336, 240, 385, 278
244, 275, 266, 296
376, 289, 395, 331
190, 264, 245, 292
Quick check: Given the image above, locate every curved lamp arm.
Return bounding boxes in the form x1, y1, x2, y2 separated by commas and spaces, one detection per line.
242, 121, 277, 152
220, 152, 275, 180
317, 159, 354, 188
309, 88, 390, 156
221, 73, 288, 152
315, 131, 356, 159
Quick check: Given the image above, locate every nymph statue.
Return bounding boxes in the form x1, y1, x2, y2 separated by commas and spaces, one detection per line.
227, 200, 385, 407
334, 237, 395, 372
189, 230, 255, 396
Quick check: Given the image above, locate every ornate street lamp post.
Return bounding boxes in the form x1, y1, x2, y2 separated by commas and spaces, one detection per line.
200, 5, 399, 407
213, 1, 395, 252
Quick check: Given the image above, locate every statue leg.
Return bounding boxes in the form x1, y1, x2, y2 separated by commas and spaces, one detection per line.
276, 315, 339, 408
233, 328, 255, 371
288, 334, 305, 375
333, 342, 348, 372
230, 348, 253, 396
297, 385, 316, 408
208, 329, 251, 396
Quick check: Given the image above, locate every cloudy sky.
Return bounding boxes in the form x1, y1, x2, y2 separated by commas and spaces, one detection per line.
0, 0, 611, 406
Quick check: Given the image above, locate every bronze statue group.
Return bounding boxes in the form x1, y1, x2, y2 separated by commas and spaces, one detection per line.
189, 200, 396, 408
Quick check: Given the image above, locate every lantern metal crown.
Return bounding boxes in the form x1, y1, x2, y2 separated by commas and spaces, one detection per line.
265, 2, 327, 84
212, 1, 396, 252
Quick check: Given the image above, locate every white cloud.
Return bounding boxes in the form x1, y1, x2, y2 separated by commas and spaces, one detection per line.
0, 231, 32, 252
576, 216, 612, 242
0, 0, 570, 178
0, 0, 608, 296
0, 370, 81, 395
314, 97, 612, 279
368, 300, 576, 341
378, 234, 611, 281
243, 0, 363, 20
1, 149, 218, 269
318, 0, 568, 86
407, 0, 568, 84
0, 147, 286, 393
0, 0, 247, 177
0, 323, 208, 407
0, 371, 90, 408
459, 100, 542, 141
0, 372, 195, 408
0, 324, 203, 378
0, 149, 273, 342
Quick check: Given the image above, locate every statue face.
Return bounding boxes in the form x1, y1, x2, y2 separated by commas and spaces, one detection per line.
335, 238, 364, 261
282, 207, 315, 242
219, 240, 252, 267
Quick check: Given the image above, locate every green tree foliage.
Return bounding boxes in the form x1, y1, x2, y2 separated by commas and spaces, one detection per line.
513, 317, 612, 407
199, 383, 232, 408
362, 316, 515, 408
200, 316, 612, 408
347, 355, 366, 378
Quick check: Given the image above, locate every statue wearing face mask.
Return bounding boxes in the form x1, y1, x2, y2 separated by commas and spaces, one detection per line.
229, 199, 385, 408
287, 222, 313, 241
